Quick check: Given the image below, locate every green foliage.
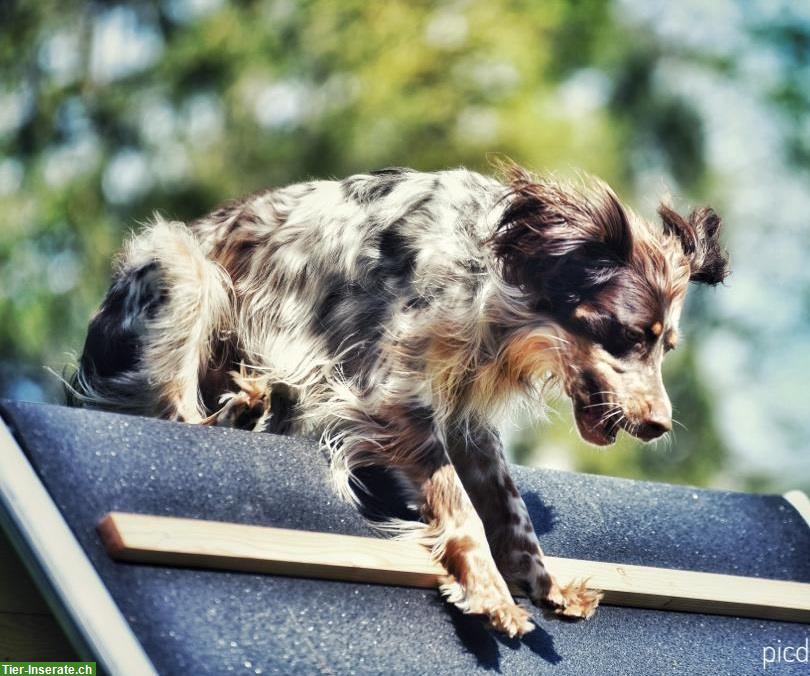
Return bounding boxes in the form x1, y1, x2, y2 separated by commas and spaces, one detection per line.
1, 0, 801, 493
0, 0, 623, 389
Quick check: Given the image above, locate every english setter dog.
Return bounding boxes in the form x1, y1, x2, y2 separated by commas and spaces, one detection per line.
70, 163, 728, 636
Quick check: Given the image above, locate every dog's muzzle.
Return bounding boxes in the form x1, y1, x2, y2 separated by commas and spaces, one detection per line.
571, 383, 672, 446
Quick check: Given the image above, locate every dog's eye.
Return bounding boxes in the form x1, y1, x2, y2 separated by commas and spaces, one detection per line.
623, 326, 645, 346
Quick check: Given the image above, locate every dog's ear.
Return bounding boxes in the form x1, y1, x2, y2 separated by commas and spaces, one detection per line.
490, 166, 633, 301
658, 204, 729, 285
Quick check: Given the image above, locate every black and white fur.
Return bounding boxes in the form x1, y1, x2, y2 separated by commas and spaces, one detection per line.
70, 164, 728, 636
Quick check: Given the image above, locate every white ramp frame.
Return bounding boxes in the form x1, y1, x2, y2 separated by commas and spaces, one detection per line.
0, 421, 157, 676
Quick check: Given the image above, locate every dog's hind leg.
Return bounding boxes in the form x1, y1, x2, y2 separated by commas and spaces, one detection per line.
448, 424, 602, 619
71, 219, 232, 422
204, 366, 271, 430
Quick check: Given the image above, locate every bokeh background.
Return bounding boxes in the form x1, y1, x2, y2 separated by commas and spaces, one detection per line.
1, 0, 808, 493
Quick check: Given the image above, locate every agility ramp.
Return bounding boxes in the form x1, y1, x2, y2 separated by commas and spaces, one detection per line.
1, 401, 808, 674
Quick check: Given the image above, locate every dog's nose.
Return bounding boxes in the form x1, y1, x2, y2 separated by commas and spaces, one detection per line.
636, 414, 672, 441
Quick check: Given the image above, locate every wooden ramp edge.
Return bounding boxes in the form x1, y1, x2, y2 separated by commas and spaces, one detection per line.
98, 511, 810, 624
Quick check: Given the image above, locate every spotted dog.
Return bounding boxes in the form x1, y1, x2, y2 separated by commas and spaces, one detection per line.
69, 163, 729, 636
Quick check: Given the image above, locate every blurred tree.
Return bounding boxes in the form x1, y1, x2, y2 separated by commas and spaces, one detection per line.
0, 0, 625, 393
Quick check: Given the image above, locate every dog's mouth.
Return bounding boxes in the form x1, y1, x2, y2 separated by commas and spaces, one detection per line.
573, 396, 622, 446
569, 378, 628, 446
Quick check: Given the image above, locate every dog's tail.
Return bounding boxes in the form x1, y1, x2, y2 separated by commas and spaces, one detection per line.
66, 218, 233, 421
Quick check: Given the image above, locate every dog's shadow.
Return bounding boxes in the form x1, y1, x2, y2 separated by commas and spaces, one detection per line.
353, 467, 563, 670
439, 598, 562, 671
522, 490, 558, 537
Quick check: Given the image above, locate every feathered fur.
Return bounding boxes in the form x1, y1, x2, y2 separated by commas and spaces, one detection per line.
68, 163, 728, 636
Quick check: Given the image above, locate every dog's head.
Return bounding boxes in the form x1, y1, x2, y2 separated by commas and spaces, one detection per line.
491, 166, 729, 445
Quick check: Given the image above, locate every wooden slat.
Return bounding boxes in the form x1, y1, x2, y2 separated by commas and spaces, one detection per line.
0, 530, 76, 661
99, 512, 810, 624
0, 612, 78, 661
0, 528, 51, 615
99, 512, 444, 589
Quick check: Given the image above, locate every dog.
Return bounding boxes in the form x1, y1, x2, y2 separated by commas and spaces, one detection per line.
69, 163, 728, 637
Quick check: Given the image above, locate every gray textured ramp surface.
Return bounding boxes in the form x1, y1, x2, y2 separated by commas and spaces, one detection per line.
1, 401, 808, 675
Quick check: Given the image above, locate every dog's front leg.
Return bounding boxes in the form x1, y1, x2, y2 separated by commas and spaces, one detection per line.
409, 459, 535, 637
334, 404, 533, 636
448, 425, 602, 619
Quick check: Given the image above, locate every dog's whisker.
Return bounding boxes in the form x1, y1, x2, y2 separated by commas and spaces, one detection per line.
607, 414, 627, 433
597, 410, 624, 426
596, 405, 622, 417
672, 417, 688, 432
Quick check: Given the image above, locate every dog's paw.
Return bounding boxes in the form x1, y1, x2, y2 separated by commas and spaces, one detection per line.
544, 578, 602, 620
442, 577, 535, 638
486, 601, 535, 638
204, 379, 269, 430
